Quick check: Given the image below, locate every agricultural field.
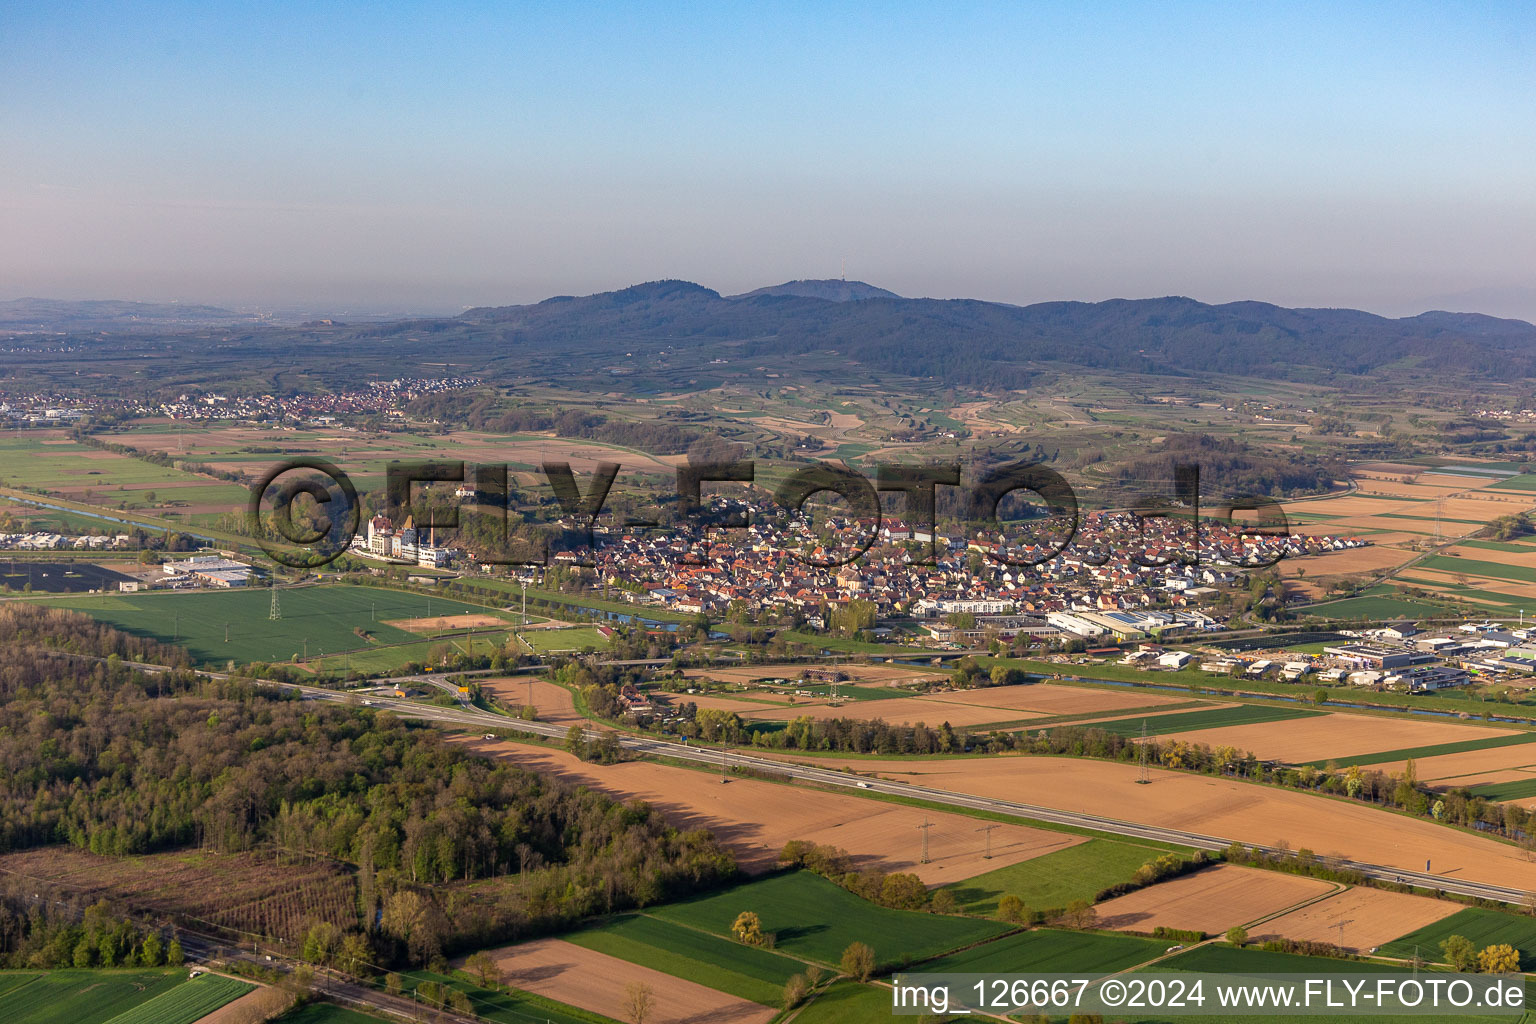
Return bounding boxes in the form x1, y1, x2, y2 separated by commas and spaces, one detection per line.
738, 694, 1040, 729
0, 847, 359, 943
1379, 906, 1536, 966
478, 940, 773, 1024
785, 753, 1536, 890
1254, 886, 1462, 953
1142, 710, 1518, 765
941, 838, 1184, 915
479, 677, 588, 724
1299, 730, 1536, 770
0, 431, 248, 519
563, 914, 804, 1006
103, 974, 253, 1024
461, 737, 1083, 882
0, 969, 187, 1024
922, 681, 1195, 716
920, 928, 1167, 974
1081, 704, 1325, 738
40, 584, 501, 666
398, 968, 617, 1024
648, 871, 1010, 966
1092, 865, 1333, 936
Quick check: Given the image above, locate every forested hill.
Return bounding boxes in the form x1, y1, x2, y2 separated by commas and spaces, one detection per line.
28, 282, 1536, 391
454, 283, 1536, 386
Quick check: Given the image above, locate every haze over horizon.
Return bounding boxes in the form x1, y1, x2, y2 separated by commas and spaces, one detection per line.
3, 2, 1534, 319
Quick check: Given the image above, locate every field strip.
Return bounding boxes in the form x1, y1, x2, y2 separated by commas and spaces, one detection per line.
1298, 731, 1536, 769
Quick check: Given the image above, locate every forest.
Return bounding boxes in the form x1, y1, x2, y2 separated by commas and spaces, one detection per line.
0, 604, 737, 965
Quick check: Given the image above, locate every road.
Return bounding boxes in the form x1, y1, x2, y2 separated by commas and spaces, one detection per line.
280, 680, 1536, 906
41, 648, 1536, 905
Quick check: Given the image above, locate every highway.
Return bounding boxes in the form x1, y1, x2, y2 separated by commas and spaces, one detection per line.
36, 648, 1536, 905
283, 680, 1536, 906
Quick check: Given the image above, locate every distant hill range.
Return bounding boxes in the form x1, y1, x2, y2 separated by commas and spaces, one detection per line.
454, 280, 1536, 386
0, 298, 254, 332
17, 281, 1536, 388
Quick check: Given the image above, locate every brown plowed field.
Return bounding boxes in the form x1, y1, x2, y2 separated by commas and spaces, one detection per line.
484, 938, 775, 1024
1146, 713, 1512, 764
739, 696, 1039, 728
1094, 865, 1332, 935
922, 682, 1178, 715
768, 753, 1536, 889
1369, 744, 1536, 783
454, 739, 1082, 883
477, 677, 586, 725
1254, 886, 1462, 952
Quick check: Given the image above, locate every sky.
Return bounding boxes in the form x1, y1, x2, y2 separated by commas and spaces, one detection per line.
2, 2, 1534, 319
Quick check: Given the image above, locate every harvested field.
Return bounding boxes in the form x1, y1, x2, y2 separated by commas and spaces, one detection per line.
1286, 546, 1417, 576
1146, 712, 1512, 764
1255, 886, 1461, 953
384, 613, 505, 632
739, 695, 1040, 728
485, 938, 774, 1024
922, 682, 1177, 716
477, 677, 588, 725
1369, 743, 1536, 784
455, 738, 1082, 883
774, 753, 1536, 889
1093, 864, 1332, 935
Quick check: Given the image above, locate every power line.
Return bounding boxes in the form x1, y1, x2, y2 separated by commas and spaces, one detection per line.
918, 816, 933, 864
977, 823, 998, 860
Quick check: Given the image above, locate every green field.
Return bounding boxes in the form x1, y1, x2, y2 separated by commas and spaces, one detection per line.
103, 974, 253, 1024
43, 584, 500, 665
941, 839, 1169, 914
1299, 730, 1536, 769
1059, 704, 1323, 738
516, 626, 611, 653
1302, 595, 1460, 620
1467, 777, 1536, 800
0, 969, 187, 1024
1160, 943, 1406, 974
1490, 474, 1536, 491
1421, 555, 1536, 584
0, 973, 41, 997
565, 913, 804, 1005
1380, 906, 1536, 966
648, 871, 1009, 966
400, 970, 612, 1024
921, 928, 1166, 974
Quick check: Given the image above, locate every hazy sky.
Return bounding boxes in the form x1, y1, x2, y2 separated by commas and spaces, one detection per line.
3, 2, 1534, 318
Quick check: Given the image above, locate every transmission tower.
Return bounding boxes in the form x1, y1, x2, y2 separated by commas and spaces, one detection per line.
1136, 719, 1151, 784
918, 817, 933, 864
977, 823, 998, 860
269, 587, 281, 620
